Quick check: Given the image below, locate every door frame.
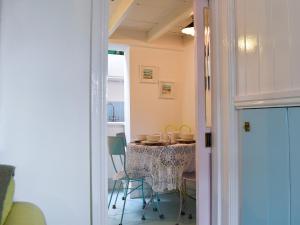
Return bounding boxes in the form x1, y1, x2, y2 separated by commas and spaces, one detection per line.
194, 1, 211, 225
210, 0, 239, 225
90, 1, 238, 225
89, 0, 109, 225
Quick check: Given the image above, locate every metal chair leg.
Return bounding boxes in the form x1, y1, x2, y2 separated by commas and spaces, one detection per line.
119, 180, 129, 225
157, 193, 161, 202
108, 180, 117, 209
176, 187, 184, 225
155, 192, 164, 219
113, 181, 123, 209
141, 180, 146, 208
142, 190, 155, 221
122, 181, 126, 200
182, 179, 187, 215
184, 179, 195, 219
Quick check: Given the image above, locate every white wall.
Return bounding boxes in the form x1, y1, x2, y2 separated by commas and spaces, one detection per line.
236, 0, 300, 101
107, 81, 124, 102
0, 1, 91, 225
107, 54, 125, 102
108, 54, 124, 77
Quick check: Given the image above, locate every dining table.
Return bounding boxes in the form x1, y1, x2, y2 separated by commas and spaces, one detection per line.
126, 142, 196, 193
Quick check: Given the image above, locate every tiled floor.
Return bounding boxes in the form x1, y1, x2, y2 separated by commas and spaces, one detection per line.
108, 191, 196, 225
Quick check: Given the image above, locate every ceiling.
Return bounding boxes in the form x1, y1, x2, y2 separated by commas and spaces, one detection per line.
109, 0, 194, 42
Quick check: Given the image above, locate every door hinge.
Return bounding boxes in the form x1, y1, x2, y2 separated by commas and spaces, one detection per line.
205, 132, 212, 147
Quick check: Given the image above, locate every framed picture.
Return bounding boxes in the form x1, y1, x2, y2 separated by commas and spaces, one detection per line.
159, 81, 175, 99
140, 65, 158, 83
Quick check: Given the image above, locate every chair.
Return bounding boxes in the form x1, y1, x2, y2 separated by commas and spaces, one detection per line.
116, 132, 127, 147
176, 171, 196, 225
107, 135, 146, 225
115, 132, 129, 202
141, 191, 164, 221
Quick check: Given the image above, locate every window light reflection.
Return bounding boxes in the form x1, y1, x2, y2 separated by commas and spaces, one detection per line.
238, 36, 257, 53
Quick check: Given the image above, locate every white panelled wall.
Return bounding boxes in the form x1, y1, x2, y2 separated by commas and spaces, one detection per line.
235, 0, 300, 104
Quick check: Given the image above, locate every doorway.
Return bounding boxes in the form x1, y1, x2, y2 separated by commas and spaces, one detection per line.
90, 0, 212, 225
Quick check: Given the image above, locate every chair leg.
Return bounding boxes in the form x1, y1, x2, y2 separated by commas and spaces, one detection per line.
155, 192, 164, 219
142, 190, 155, 221
122, 181, 126, 200
141, 180, 146, 208
182, 179, 187, 215
184, 179, 194, 219
113, 181, 123, 209
108, 180, 117, 209
119, 180, 129, 225
176, 187, 184, 225
157, 193, 161, 202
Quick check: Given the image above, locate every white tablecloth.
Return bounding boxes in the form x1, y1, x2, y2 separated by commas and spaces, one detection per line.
126, 143, 195, 192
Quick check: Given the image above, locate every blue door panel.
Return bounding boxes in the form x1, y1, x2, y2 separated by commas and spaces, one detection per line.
288, 108, 300, 225
239, 108, 290, 225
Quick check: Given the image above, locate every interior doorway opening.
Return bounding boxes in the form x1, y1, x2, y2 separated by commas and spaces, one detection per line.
96, 0, 212, 225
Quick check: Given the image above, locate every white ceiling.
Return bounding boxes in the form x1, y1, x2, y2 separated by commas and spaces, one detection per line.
109, 0, 194, 41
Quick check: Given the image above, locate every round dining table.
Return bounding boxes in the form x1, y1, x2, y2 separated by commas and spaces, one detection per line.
126, 143, 195, 193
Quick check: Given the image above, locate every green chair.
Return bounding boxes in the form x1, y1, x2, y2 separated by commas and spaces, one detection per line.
107, 135, 146, 225
116, 132, 127, 147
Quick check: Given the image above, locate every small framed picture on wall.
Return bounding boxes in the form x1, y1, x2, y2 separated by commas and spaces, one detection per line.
140, 65, 158, 83
159, 81, 175, 99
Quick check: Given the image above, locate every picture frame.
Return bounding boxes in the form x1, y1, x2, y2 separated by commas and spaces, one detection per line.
140, 65, 158, 83
159, 81, 175, 99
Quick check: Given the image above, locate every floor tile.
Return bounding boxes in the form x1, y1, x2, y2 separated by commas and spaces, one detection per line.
108, 192, 196, 225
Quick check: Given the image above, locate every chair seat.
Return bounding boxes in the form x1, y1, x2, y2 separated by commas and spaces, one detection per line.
112, 171, 144, 181
182, 171, 196, 181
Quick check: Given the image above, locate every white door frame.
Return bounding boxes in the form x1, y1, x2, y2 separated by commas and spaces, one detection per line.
89, 0, 109, 225
210, 0, 239, 225
194, 1, 211, 225
90, 1, 239, 225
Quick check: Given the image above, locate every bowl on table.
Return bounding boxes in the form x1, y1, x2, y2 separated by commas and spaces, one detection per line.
146, 135, 161, 143
167, 132, 180, 140
180, 133, 194, 141
136, 134, 147, 141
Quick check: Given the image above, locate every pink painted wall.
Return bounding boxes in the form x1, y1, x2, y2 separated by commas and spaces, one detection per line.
129, 45, 184, 139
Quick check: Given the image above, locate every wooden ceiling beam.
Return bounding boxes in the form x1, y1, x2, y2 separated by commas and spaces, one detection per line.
147, 6, 193, 42
109, 0, 136, 36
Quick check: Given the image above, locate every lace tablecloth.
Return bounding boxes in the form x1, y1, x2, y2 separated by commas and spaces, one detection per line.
126, 143, 195, 192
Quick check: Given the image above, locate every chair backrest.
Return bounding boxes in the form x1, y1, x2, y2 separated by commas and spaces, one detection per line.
116, 132, 127, 147
107, 136, 127, 175
108, 136, 125, 155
